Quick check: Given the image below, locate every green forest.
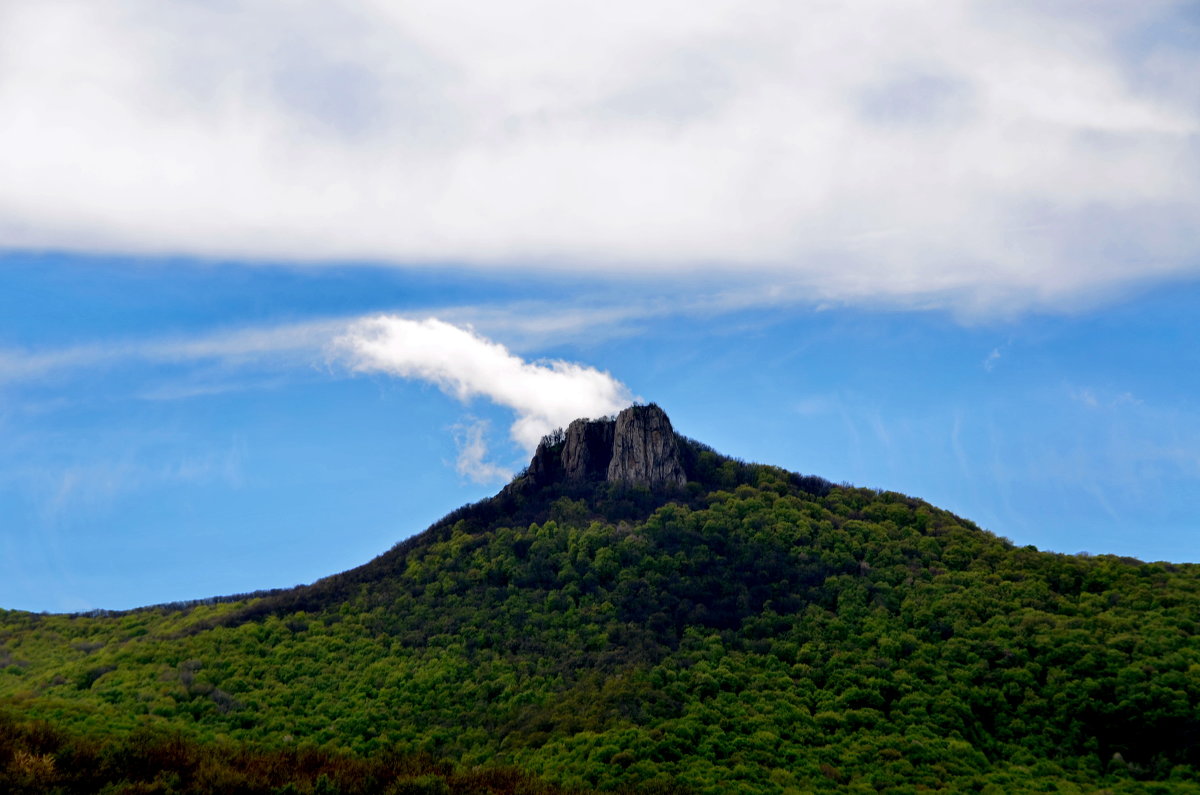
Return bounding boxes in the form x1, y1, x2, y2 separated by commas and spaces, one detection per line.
2, 438, 1199, 793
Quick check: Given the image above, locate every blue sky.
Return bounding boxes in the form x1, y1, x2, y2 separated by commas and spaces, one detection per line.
1, 1, 1198, 611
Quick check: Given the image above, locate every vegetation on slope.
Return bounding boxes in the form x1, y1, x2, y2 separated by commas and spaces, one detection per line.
2, 442, 1199, 793
0, 710, 582, 795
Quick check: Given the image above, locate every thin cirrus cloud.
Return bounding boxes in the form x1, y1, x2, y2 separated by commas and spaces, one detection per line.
0, 319, 346, 385
1, 1, 1197, 315
334, 316, 632, 477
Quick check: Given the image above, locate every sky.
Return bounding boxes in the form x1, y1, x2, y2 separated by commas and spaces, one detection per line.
1, 0, 1198, 611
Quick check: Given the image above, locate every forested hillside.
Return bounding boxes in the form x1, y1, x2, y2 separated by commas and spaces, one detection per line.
2, 416, 1199, 793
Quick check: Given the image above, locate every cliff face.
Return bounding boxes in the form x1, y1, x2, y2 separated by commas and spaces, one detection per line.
525, 405, 686, 490
606, 406, 686, 487
562, 419, 615, 481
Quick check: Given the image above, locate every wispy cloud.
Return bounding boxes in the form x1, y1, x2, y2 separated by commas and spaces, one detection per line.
36, 443, 245, 523
1, 2, 1197, 314
793, 395, 835, 416
0, 318, 346, 385
1073, 387, 1101, 408
451, 418, 514, 484
334, 316, 632, 450
1069, 385, 1144, 410
0, 290, 766, 388
983, 348, 1002, 372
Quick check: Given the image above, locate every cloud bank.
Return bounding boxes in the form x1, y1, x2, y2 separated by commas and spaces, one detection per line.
335, 316, 632, 476
1, 1, 1198, 314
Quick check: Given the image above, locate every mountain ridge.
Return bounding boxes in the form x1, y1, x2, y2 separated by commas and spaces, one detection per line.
2, 406, 1198, 793
72, 404, 783, 622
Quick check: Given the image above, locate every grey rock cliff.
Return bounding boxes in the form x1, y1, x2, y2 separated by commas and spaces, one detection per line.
521, 404, 686, 490
562, 418, 616, 481
606, 405, 686, 487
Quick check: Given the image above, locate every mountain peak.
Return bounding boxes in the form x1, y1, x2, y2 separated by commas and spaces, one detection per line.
524, 404, 686, 490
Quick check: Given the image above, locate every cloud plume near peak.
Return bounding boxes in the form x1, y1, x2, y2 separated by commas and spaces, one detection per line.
334, 316, 632, 478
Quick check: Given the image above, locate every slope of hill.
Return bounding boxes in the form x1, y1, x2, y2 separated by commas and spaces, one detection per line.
2, 405, 1199, 793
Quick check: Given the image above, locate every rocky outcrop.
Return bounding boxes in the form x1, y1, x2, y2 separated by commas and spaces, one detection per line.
562, 418, 616, 481
527, 436, 563, 485
522, 404, 686, 490
606, 405, 686, 487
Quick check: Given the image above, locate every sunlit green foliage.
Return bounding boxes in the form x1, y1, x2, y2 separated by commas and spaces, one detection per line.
2, 445, 1199, 792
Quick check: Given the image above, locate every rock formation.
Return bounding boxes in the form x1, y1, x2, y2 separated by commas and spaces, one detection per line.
562, 418, 616, 481
522, 404, 686, 490
606, 405, 686, 487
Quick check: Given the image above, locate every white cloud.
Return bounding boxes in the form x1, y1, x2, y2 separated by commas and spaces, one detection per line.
451, 418, 513, 484
334, 315, 632, 449
0, 307, 632, 489
1, 1, 1197, 314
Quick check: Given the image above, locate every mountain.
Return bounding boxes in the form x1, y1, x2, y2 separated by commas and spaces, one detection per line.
2, 405, 1199, 794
